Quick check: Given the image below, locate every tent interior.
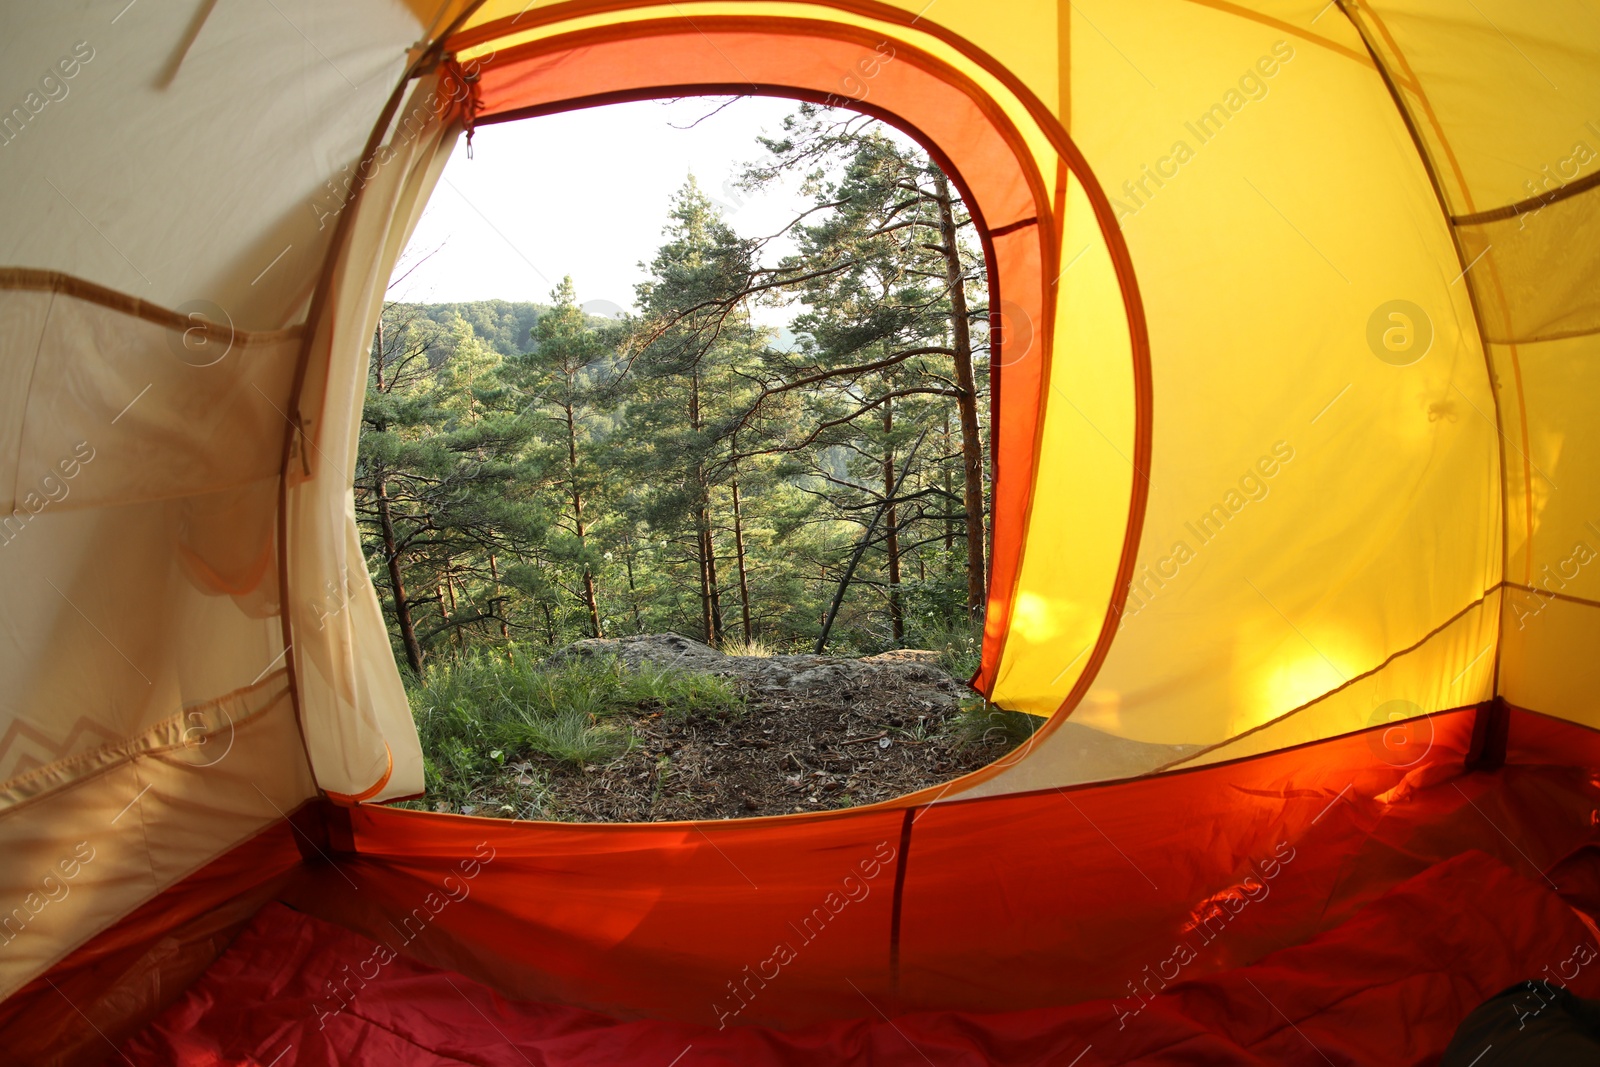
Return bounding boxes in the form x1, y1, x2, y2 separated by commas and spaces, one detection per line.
2, 1, 1599, 1063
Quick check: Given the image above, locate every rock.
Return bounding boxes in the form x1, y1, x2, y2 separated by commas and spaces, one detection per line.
545, 634, 967, 708
546, 632, 725, 672
862, 649, 943, 666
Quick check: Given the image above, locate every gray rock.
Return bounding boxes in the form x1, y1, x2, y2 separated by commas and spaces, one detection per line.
545, 633, 965, 707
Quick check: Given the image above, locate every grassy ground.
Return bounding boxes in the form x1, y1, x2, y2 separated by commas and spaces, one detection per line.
398, 649, 744, 817
397, 635, 1038, 821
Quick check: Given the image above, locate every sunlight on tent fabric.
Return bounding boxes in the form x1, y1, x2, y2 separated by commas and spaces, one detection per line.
995, 0, 1501, 765
1070, 689, 1122, 734
1183, 590, 1501, 768
1008, 591, 1062, 644
1250, 647, 1353, 738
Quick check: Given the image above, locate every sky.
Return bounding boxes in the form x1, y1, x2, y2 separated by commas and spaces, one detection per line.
389, 96, 824, 321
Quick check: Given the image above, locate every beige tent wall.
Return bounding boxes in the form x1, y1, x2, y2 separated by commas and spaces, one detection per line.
0, 287, 316, 1001
0, 2, 424, 328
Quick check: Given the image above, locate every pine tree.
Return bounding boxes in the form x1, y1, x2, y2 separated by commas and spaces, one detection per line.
501, 278, 617, 639
623, 177, 769, 646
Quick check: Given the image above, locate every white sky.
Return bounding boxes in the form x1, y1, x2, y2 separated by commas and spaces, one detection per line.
389, 96, 823, 320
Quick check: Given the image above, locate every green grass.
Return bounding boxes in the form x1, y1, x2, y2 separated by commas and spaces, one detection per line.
908, 616, 984, 680
951, 697, 1044, 751
402, 649, 743, 813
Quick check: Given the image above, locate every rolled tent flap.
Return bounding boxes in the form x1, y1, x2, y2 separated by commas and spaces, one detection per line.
284, 72, 463, 803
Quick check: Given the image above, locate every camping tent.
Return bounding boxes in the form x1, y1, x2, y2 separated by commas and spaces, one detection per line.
2, 0, 1599, 1062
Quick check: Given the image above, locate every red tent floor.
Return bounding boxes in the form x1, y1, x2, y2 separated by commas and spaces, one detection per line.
120, 849, 1600, 1065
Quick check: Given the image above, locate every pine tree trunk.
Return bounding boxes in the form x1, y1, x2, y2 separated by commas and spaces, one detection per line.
702, 511, 724, 645
623, 532, 643, 634
489, 553, 509, 641
730, 466, 753, 644
942, 410, 954, 554
933, 167, 987, 620
695, 522, 714, 645
819, 564, 828, 630
371, 317, 425, 673
689, 369, 723, 646
442, 567, 462, 650
690, 371, 715, 644
375, 464, 424, 674
565, 400, 603, 639
883, 401, 904, 645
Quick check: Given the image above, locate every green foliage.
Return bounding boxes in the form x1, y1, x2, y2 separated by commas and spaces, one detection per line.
406, 300, 544, 360
910, 614, 984, 681
359, 106, 991, 673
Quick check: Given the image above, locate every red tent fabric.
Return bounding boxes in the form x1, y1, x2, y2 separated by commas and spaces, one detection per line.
122, 849, 1600, 1065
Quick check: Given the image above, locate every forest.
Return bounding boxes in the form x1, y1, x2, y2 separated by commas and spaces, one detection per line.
357, 104, 994, 675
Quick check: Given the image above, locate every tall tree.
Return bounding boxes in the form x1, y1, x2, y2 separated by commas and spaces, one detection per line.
503, 278, 616, 638
733, 109, 990, 632
356, 307, 538, 667
624, 176, 768, 646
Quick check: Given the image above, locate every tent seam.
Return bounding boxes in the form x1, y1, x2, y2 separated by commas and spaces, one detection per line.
1501, 581, 1600, 612
0, 676, 292, 819
1453, 168, 1600, 224
0, 268, 303, 344
1175, 0, 1374, 67
9, 287, 52, 513
1336, 0, 1514, 702
888, 805, 915, 996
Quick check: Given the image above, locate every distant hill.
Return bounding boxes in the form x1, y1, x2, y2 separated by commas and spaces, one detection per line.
402, 300, 545, 359
393, 299, 634, 359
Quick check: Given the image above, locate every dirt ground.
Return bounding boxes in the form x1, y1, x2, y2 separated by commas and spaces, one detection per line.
446, 634, 1027, 822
